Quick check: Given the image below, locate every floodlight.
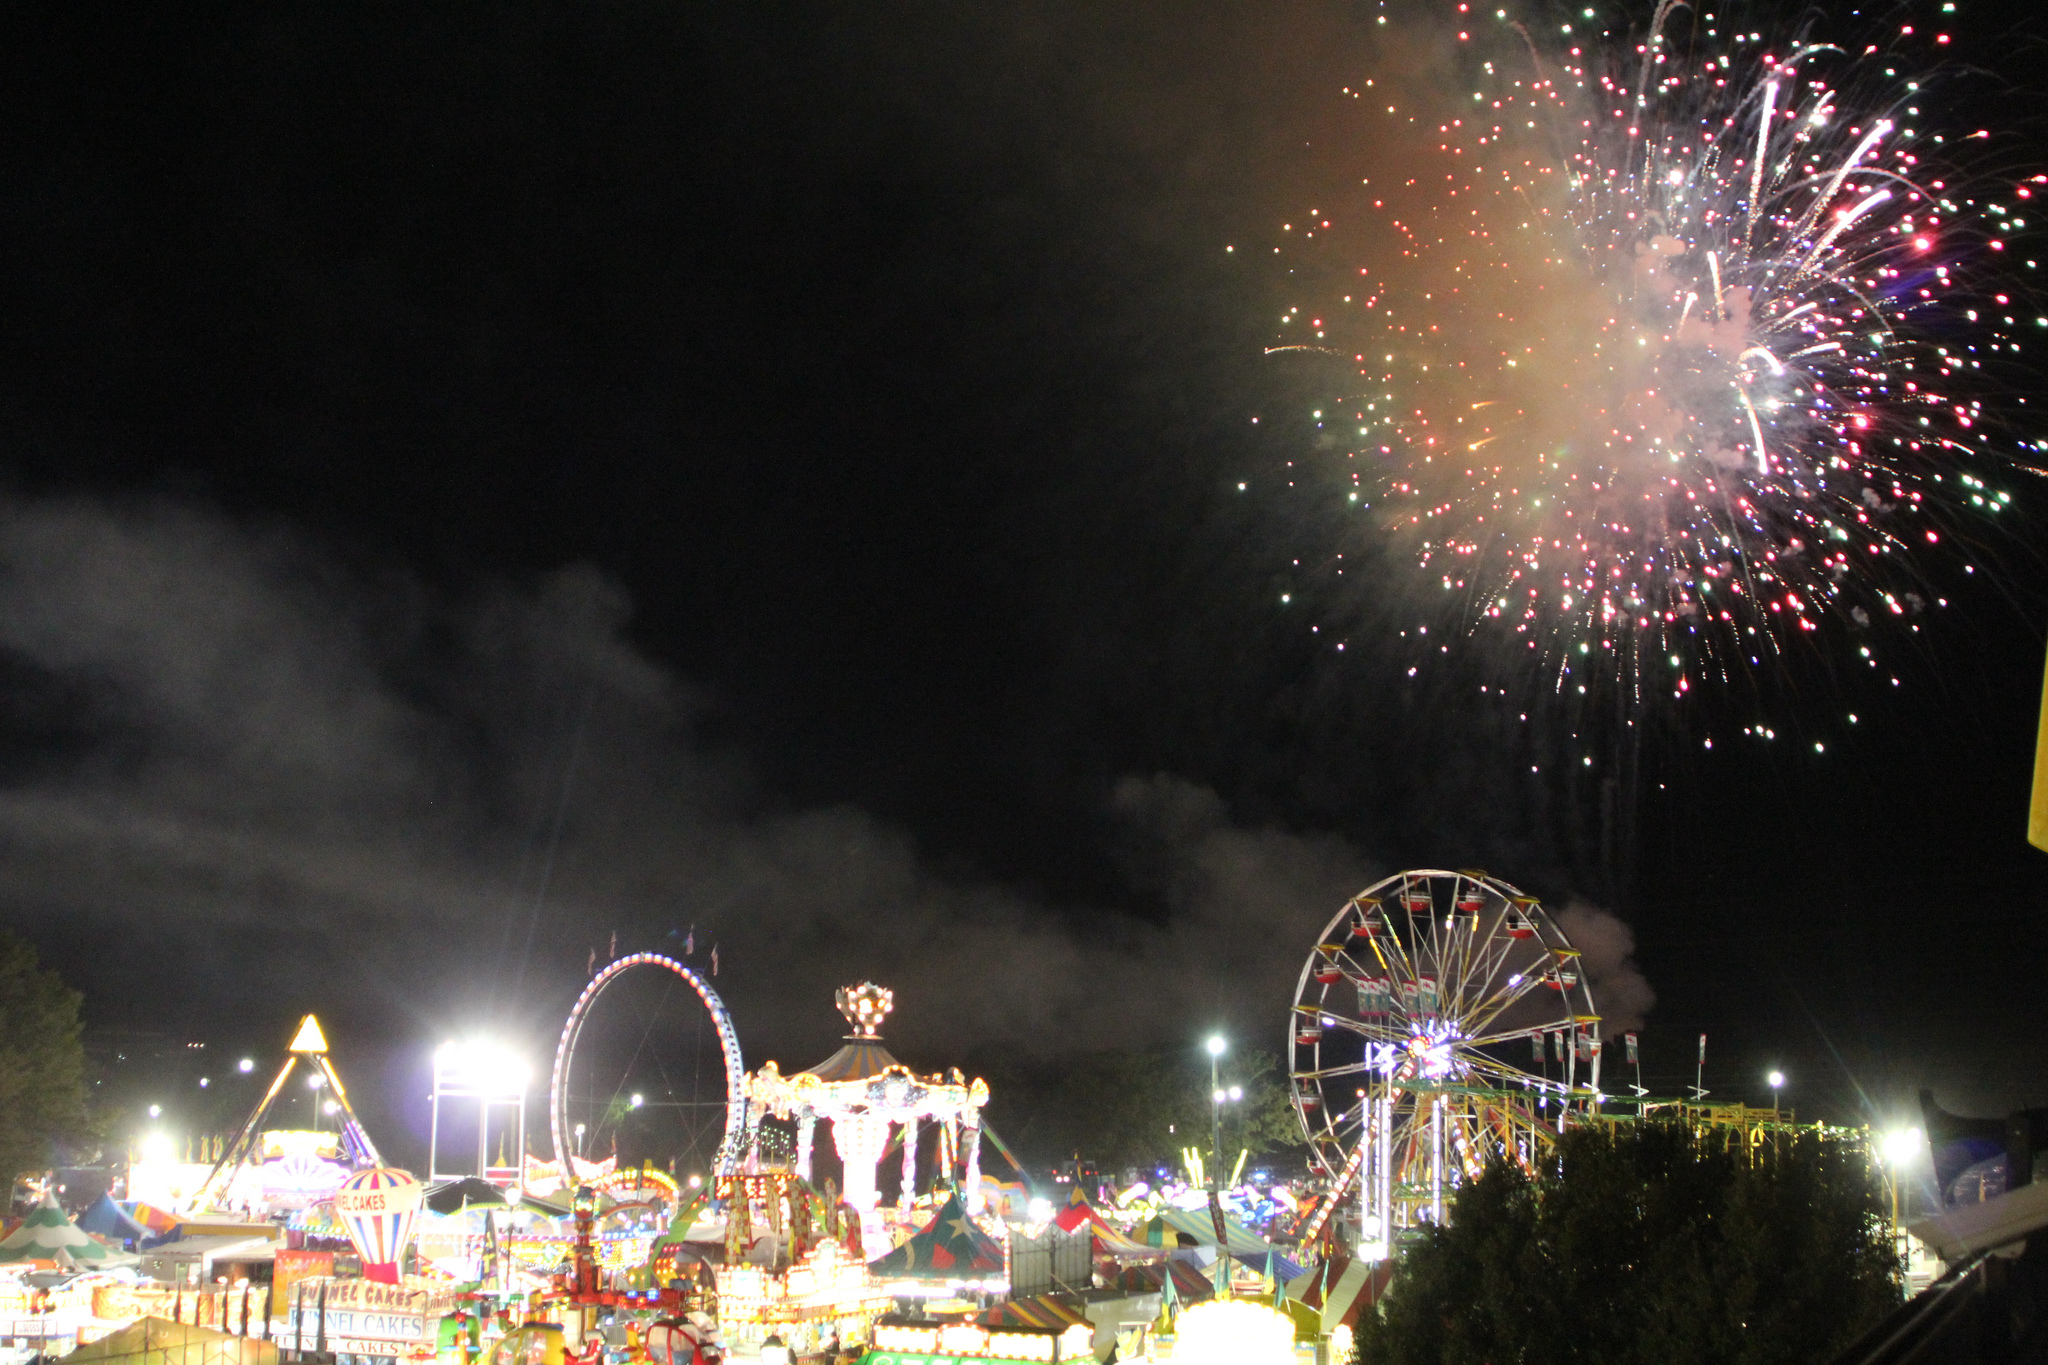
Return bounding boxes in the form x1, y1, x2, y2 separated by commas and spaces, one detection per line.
1767, 1069, 1785, 1089
434, 1039, 531, 1098
1882, 1127, 1924, 1167
1206, 1036, 1227, 1057
238, 1058, 255, 1073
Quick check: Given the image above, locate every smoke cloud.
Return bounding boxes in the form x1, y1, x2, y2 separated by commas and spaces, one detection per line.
1553, 898, 1657, 1035
0, 493, 1650, 1078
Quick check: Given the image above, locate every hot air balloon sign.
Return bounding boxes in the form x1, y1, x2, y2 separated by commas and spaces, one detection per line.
334, 1168, 424, 1284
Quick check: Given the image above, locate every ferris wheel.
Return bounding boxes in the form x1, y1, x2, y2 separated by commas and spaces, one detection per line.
1289, 870, 1601, 1256
550, 953, 747, 1183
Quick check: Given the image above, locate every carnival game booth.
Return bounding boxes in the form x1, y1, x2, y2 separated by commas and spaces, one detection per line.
719, 1238, 892, 1361
278, 1276, 458, 1361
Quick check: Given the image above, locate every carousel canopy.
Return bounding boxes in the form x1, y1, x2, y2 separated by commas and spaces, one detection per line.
801, 1039, 903, 1082
867, 1192, 1004, 1280
0, 1192, 108, 1264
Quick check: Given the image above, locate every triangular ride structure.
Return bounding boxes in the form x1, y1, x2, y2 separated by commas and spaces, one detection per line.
191, 1014, 383, 1211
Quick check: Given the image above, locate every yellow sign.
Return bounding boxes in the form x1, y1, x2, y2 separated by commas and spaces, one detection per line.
2032, 644, 2048, 853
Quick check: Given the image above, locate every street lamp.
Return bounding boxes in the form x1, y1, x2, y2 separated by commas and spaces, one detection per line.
1767, 1069, 1785, 1123
237, 1058, 255, 1074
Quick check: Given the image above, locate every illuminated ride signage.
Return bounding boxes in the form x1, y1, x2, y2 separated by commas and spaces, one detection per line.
861, 1322, 1089, 1365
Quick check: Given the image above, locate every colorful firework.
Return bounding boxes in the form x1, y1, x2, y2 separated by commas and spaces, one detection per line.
1266, 1, 2036, 713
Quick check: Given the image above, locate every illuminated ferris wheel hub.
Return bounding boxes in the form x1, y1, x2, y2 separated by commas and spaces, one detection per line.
1289, 869, 1602, 1259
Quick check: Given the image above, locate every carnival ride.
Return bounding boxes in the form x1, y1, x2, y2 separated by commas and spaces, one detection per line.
1288, 870, 1602, 1256
550, 953, 747, 1183
190, 1014, 382, 1213
742, 984, 990, 1250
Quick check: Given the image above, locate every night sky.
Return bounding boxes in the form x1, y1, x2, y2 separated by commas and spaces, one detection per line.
0, 0, 2042, 1165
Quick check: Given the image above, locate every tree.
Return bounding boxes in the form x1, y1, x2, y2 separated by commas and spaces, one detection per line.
0, 931, 88, 1195
1356, 1122, 1899, 1365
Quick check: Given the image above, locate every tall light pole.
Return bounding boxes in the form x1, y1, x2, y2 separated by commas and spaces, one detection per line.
1767, 1069, 1785, 1124
1205, 1036, 1226, 1192
1204, 1035, 1228, 1294
1882, 1127, 1923, 1249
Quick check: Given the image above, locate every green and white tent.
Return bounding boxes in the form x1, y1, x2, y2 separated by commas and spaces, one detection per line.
0, 1191, 109, 1264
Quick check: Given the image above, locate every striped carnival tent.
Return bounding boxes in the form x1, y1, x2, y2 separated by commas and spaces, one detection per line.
979, 1293, 1089, 1329
1050, 1195, 1162, 1260
1109, 1258, 1216, 1302
0, 1191, 108, 1265
1125, 1209, 1302, 1280
1282, 1255, 1394, 1332
78, 1193, 152, 1245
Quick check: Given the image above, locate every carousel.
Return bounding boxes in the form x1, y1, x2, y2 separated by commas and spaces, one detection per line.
742, 984, 990, 1248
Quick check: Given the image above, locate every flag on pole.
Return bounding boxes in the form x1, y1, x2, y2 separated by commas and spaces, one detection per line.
1698, 1033, 1708, 1064
1624, 1032, 1639, 1065
710, 945, 719, 976
1531, 1029, 1545, 1063
686, 925, 695, 956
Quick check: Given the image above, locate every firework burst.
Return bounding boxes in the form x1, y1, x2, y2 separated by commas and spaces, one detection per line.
1268, 1, 2035, 714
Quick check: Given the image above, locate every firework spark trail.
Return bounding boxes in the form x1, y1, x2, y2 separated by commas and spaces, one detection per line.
1270, 2, 2036, 713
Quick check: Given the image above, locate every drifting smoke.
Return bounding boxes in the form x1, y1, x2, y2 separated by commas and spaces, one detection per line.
1553, 898, 1656, 1034
0, 494, 1644, 1069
